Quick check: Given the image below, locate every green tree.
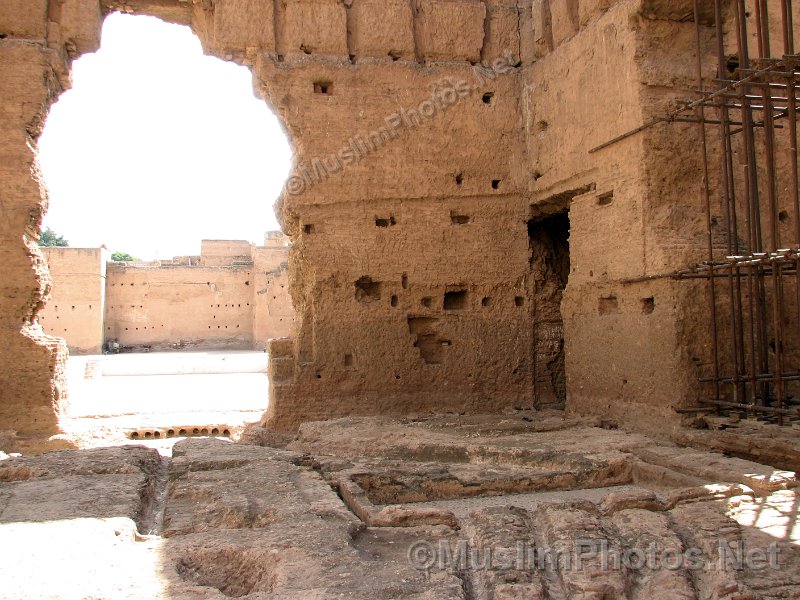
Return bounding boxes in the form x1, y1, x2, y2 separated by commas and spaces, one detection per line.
38, 227, 68, 247
111, 251, 138, 262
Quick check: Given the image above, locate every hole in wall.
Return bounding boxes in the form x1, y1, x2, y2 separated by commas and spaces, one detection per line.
355, 276, 382, 303
455, 173, 463, 185
375, 216, 396, 227
599, 295, 620, 315
313, 80, 332, 95
344, 353, 354, 367
482, 92, 494, 105
641, 297, 655, 315
450, 212, 470, 225
401, 273, 409, 289
407, 317, 445, 365
491, 179, 501, 190
779, 210, 789, 223
514, 296, 524, 307
388, 50, 401, 61
598, 191, 614, 206
421, 297, 432, 308
391, 295, 398, 307
443, 289, 468, 311
304, 224, 315, 234
482, 297, 492, 307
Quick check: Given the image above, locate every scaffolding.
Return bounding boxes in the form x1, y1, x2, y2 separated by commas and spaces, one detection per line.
599, 1, 800, 424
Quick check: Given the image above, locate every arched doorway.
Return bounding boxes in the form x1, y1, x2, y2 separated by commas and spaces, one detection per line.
0, 6, 294, 451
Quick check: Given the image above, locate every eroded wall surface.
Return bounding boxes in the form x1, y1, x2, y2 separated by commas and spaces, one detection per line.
0, 0, 768, 443
38, 247, 109, 354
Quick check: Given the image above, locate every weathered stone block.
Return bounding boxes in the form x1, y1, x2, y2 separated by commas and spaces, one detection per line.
578, 0, 615, 26
268, 337, 294, 358
530, 0, 551, 58
416, 0, 485, 63
283, 0, 347, 57
61, 0, 103, 55
212, 0, 275, 52
482, 4, 521, 64
0, 0, 48, 39
349, 0, 414, 60
549, 0, 579, 48
268, 356, 295, 382
0, 43, 53, 132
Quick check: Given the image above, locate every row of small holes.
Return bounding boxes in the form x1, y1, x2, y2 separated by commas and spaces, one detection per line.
390, 295, 524, 308
455, 174, 502, 189
129, 427, 230, 439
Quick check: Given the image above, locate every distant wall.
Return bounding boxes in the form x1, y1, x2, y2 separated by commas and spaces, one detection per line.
40, 238, 295, 353
199, 240, 255, 266
39, 247, 109, 354
105, 263, 256, 350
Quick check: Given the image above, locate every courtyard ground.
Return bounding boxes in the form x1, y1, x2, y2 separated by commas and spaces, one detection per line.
60, 350, 268, 450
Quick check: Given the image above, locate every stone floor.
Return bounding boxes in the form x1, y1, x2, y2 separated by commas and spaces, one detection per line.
1, 411, 799, 598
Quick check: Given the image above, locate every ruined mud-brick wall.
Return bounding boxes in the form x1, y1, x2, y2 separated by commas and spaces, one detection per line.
0, 0, 86, 441
103, 237, 293, 350
258, 0, 538, 429
0, 0, 537, 440
0, 0, 767, 443
263, 0, 737, 433
38, 247, 109, 354
537, 0, 800, 433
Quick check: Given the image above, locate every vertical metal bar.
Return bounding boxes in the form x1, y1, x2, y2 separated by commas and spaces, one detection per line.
757, 0, 771, 59
782, 0, 793, 54
737, 0, 766, 403
756, 1, 787, 423
773, 263, 786, 424
697, 0, 721, 404
755, 7, 781, 254
743, 166, 760, 404
782, 0, 800, 419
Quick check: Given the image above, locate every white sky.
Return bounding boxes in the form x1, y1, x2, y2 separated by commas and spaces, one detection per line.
38, 13, 291, 261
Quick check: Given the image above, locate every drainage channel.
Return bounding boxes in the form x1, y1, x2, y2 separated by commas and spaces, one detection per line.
138, 452, 172, 537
